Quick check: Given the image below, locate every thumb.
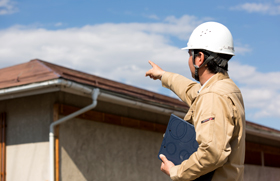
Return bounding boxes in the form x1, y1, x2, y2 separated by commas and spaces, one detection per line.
160, 154, 168, 163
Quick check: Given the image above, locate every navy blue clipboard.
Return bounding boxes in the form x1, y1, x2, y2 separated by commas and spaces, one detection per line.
158, 114, 198, 165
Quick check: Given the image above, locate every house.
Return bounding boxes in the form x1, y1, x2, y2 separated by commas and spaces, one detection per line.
0, 59, 279, 181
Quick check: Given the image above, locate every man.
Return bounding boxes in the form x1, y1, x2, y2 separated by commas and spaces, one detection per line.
145, 22, 245, 180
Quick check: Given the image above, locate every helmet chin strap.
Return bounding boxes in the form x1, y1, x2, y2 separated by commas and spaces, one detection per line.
191, 50, 204, 81
191, 50, 219, 82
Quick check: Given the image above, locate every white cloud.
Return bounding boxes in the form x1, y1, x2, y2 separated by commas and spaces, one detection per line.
0, 15, 279, 124
0, 0, 17, 15
229, 61, 280, 119
234, 45, 252, 55
55, 22, 63, 27
144, 14, 160, 20
0, 15, 198, 93
231, 2, 280, 15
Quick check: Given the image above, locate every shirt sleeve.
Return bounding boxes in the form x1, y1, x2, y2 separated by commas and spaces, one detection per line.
169, 92, 235, 180
161, 72, 200, 107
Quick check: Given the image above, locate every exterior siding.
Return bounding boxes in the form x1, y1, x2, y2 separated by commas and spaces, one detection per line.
0, 93, 55, 181
0, 92, 170, 181
59, 117, 167, 181
244, 164, 280, 180
7, 143, 49, 181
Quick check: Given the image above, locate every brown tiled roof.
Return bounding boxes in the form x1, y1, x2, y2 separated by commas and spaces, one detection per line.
0, 59, 188, 110
0, 60, 59, 89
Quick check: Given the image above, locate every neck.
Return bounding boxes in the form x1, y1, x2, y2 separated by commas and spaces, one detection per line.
199, 68, 215, 85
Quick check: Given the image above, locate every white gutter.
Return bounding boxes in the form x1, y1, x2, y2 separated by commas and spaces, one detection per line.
0, 79, 92, 94
49, 88, 100, 181
0, 79, 93, 100
0, 79, 186, 117
246, 128, 280, 142
98, 92, 186, 117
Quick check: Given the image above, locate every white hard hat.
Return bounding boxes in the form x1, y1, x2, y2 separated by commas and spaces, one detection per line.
182, 22, 235, 56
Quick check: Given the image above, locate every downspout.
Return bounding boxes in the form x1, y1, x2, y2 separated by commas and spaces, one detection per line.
49, 88, 100, 181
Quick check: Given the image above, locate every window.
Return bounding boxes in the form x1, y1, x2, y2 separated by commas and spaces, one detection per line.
245, 141, 280, 168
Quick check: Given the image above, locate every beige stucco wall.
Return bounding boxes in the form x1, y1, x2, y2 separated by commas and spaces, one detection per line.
0, 93, 55, 181
59, 117, 169, 181
7, 142, 49, 181
244, 164, 280, 180
0, 91, 171, 181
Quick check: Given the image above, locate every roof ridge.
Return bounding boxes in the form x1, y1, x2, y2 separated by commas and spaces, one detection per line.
30, 59, 62, 78
0, 59, 60, 89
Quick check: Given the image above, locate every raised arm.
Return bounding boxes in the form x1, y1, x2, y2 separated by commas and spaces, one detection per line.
145, 60, 200, 106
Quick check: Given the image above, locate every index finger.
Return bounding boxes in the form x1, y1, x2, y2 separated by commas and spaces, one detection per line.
148, 60, 156, 67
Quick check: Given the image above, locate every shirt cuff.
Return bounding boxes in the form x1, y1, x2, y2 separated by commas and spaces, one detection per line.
161, 71, 172, 88
170, 165, 180, 180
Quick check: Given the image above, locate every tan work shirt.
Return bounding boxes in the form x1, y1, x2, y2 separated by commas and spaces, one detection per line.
161, 72, 246, 181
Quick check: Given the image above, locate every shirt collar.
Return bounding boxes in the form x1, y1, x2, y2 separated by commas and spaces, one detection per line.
198, 72, 229, 94
198, 75, 214, 93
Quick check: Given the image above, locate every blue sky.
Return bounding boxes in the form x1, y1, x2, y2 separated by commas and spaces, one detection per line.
1, 0, 280, 130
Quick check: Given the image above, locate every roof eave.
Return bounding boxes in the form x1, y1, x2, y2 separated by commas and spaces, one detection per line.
246, 128, 280, 142
0, 78, 186, 117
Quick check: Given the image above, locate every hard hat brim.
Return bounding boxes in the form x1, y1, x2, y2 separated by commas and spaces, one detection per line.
181, 46, 235, 56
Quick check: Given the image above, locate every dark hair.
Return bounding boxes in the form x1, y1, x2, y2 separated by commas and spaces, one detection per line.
193, 49, 232, 74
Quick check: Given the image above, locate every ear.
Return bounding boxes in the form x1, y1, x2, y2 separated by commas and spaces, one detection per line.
195, 52, 205, 67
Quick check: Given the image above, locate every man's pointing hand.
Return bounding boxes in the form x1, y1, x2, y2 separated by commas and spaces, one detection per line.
145, 60, 165, 80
